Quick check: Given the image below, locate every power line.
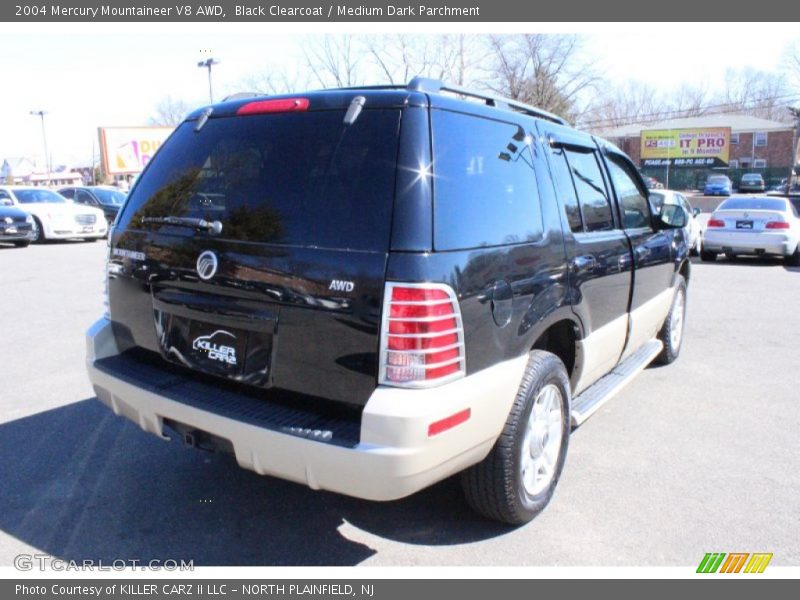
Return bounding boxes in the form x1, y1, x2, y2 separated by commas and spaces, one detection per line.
584, 91, 800, 130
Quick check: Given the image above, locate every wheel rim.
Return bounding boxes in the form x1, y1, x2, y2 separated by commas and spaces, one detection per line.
520, 384, 564, 496
670, 289, 685, 350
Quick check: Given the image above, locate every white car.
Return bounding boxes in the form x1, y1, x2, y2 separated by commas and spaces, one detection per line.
701, 196, 800, 265
649, 189, 702, 255
0, 186, 108, 242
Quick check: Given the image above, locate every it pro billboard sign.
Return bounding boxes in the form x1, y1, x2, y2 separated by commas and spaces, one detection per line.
99, 127, 174, 175
640, 127, 731, 167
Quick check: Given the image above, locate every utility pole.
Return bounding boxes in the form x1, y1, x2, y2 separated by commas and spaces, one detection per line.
197, 57, 219, 103
29, 110, 50, 185
789, 106, 800, 192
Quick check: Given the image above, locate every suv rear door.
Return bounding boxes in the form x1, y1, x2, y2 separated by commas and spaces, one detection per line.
110, 99, 402, 407
538, 123, 632, 393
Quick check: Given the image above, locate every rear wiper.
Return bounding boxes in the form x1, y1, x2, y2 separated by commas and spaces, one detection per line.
141, 216, 222, 235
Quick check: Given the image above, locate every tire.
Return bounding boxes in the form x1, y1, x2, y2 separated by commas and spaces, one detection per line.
786, 246, 800, 267
13, 240, 30, 248
83, 237, 99, 243
654, 276, 687, 365
700, 246, 716, 262
461, 351, 571, 525
31, 217, 45, 243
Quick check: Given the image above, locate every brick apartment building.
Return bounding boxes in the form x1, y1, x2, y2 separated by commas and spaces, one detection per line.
601, 114, 798, 190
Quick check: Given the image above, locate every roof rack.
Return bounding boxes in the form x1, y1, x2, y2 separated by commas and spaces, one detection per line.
407, 77, 568, 126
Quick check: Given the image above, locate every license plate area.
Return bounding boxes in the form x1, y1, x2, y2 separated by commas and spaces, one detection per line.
154, 310, 274, 386
82, 225, 94, 233
736, 220, 753, 230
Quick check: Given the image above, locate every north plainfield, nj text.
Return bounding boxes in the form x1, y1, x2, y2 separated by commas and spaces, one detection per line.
42, 4, 481, 18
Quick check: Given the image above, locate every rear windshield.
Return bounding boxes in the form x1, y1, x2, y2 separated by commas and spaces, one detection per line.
718, 198, 786, 211
742, 174, 763, 181
707, 176, 729, 184
118, 109, 401, 251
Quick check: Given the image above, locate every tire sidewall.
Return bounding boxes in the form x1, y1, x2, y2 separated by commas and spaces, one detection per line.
512, 356, 571, 517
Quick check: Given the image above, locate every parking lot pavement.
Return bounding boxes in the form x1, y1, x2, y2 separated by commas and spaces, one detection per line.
1, 241, 799, 567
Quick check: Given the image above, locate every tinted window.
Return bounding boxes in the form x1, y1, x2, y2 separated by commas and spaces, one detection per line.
93, 188, 126, 206
119, 110, 401, 251
59, 188, 74, 199
718, 198, 787, 212
549, 146, 583, 233
76, 190, 95, 204
564, 149, 614, 232
431, 110, 543, 249
605, 155, 651, 229
707, 176, 729, 184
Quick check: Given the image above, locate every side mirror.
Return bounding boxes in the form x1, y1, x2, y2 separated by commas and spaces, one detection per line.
692, 207, 701, 218
658, 204, 687, 229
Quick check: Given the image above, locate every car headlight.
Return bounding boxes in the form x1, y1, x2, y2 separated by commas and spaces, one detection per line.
25, 214, 33, 223
3, 216, 12, 224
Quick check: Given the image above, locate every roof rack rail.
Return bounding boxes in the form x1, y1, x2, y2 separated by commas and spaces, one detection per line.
222, 91, 264, 102
407, 76, 568, 126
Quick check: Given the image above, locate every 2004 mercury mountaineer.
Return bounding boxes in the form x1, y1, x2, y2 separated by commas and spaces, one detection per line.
86, 78, 691, 524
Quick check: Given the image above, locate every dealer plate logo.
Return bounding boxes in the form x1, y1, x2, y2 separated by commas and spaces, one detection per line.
196, 250, 218, 281
192, 330, 237, 365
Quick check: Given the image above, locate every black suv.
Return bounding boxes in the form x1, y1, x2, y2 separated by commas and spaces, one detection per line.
86, 78, 690, 524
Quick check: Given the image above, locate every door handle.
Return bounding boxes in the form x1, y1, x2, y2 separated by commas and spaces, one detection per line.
570, 255, 596, 274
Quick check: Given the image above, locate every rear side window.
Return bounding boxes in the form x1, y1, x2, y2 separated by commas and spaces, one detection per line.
604, 155, 651, 229
563, 149, 614, 232
548, 146, 583, 233
118, 109, 401, 251
431, 110, 543, 250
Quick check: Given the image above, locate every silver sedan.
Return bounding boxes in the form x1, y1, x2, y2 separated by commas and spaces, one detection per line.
701, 197, 800, 265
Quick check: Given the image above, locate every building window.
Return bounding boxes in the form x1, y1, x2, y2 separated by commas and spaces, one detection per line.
730, 132, 739, 144
729, 159, 738, 168
755, 132, 767, 147
753, 159, 767, 168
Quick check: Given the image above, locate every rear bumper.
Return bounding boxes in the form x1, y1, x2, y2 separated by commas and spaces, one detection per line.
85, 318, 525, 501
703, 230, 797, 256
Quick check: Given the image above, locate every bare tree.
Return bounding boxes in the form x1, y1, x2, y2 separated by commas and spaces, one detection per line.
719, 68, 794, 122
486, 34, 599, 123
149, 96, 192, 126
366, 34, 486, 86
303, 35, 364, 88
240, 69, 312, 95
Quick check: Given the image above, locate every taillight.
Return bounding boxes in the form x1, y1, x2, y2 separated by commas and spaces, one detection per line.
379, 282, 465, 387
236, 98, 309, 115
707, 219, 725, 228
765, 221, 790, 229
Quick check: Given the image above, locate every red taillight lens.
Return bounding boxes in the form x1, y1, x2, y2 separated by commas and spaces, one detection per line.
236, 98, 310, 115
765, 221, 790, 229
707, 219, 725, 228
380, 283, 465, 387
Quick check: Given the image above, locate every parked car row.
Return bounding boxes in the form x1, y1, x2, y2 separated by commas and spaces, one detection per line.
0, 185, 125, 248
700, 173, 771, 196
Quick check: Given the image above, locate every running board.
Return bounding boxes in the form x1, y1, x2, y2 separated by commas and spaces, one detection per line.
570, 339, 663, 427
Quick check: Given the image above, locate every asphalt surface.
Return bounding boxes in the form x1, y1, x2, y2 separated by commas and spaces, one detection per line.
1, 238, 798, 567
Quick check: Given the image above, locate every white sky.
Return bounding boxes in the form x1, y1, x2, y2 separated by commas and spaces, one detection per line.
0, 23, 797, 166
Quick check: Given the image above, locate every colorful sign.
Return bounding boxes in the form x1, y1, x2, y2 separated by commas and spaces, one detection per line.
696, 552, 772, 574
99, 127, 174, 175
640, 127, 731, 168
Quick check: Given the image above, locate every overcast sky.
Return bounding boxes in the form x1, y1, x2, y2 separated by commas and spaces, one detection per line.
1, 24, 797, 167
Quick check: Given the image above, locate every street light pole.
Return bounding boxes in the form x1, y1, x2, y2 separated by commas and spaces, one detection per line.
197, 57, 219, 103
29, 110, 50, 185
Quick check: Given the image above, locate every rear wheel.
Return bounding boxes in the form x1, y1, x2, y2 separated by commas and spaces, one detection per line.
655, 276, 687, 365
786, 246, 800, 267
700, 246, 716, 262
461, 351, 571, 525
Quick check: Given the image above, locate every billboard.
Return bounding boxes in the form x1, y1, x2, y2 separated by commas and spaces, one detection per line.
640, 127, 731, 168
99, 126, 174, 175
